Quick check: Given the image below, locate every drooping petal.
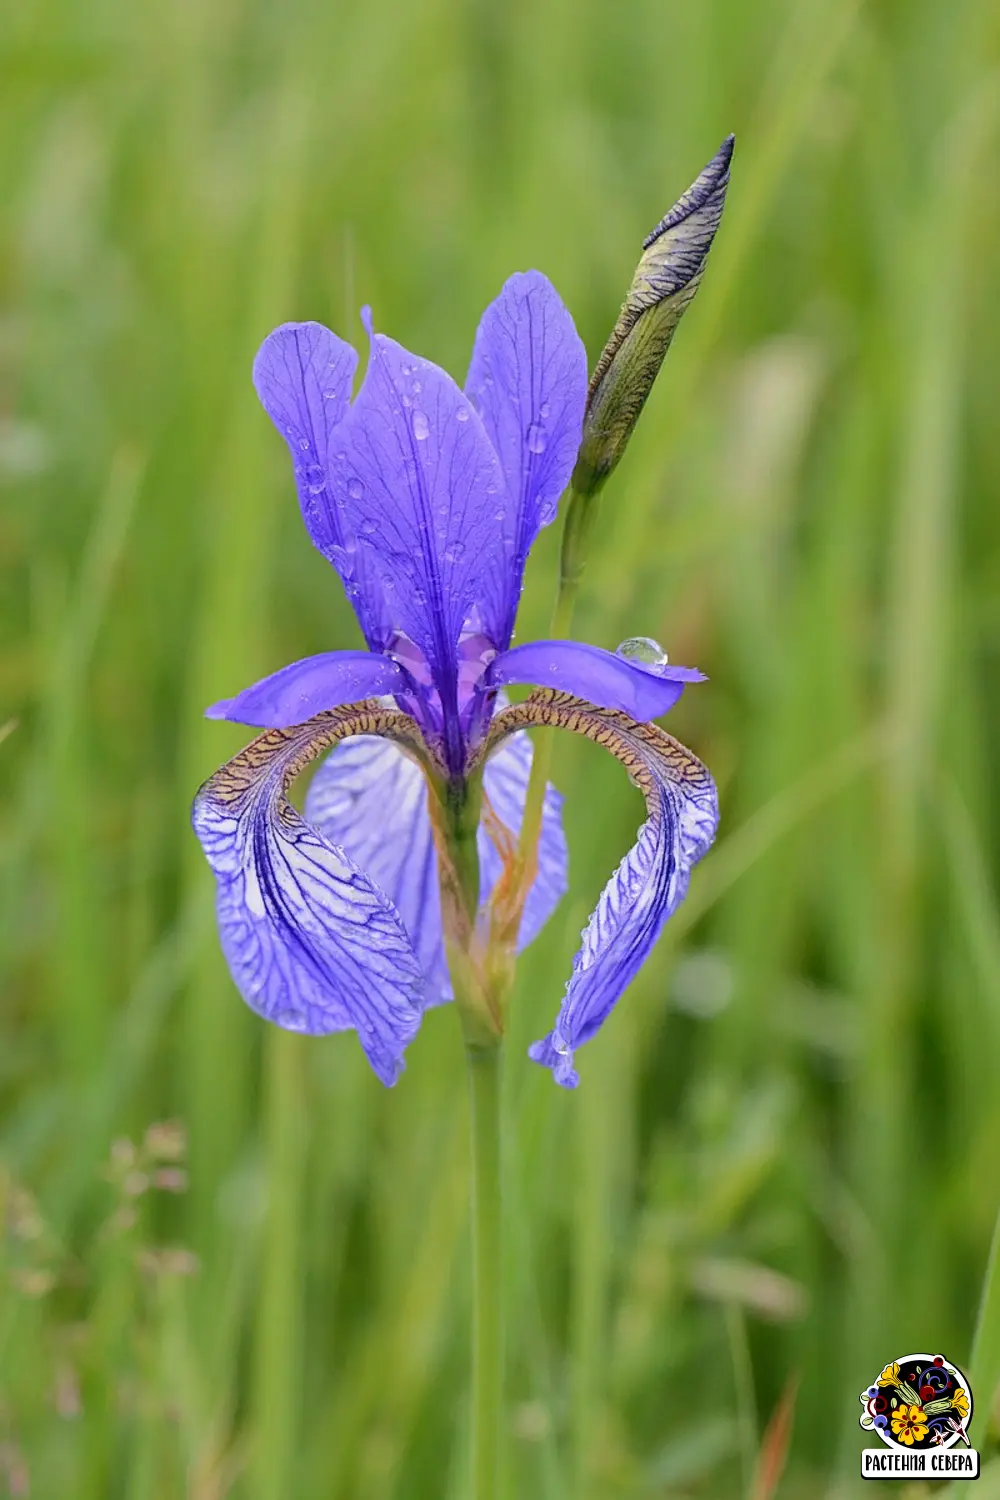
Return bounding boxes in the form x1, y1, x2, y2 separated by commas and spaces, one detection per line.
329, 315, 512, 769
487, 639, 705, 721
252, 322, 391, 648
481, 690, 717, 1087
304, 729, 568, 999
464, 271, 588, 643
206, 650, 408, 728
191, 704, 434, 1085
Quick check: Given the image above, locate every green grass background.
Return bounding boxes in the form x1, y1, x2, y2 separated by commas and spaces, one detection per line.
3, 0, 1000, 1495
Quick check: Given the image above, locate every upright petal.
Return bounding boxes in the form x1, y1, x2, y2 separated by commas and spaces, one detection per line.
192, 704, 432, 1085
253, 322, 391, 648
304, 729, 568, 998
206, 650, 408, 727
481, 690, 717, 1087
465, 272, 588, 643
487, 639, 705, 721
328, 315, 510, 768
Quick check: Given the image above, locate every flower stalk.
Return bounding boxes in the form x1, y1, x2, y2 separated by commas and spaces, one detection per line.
465, 1035, 504, 1500
439, 766, 504, 1500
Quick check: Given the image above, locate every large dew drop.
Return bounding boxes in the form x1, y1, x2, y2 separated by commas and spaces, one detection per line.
527, 422, 546, 454
616, 635, 669, 666
412, 410, 430, 441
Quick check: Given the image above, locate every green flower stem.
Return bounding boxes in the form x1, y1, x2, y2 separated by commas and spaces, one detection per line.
445, 770, 486, 922
440, 764, 503, 1500
465, 1036, 504, 1500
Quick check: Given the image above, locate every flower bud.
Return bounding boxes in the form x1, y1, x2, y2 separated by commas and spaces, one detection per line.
572, 135, 734, 496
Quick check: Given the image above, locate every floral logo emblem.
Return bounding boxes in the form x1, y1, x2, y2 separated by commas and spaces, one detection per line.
860, 1354, 972, 1453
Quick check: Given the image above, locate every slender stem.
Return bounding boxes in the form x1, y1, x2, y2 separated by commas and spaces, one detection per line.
466, 1038, 504, 1500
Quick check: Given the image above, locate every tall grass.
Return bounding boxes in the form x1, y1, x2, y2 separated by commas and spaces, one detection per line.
2, 0, 1000, 1494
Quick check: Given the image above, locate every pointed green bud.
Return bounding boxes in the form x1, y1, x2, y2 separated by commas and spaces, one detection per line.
573, 135, 734, 497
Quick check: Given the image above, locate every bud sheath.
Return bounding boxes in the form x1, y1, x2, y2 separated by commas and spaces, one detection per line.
573, 134, 734, 496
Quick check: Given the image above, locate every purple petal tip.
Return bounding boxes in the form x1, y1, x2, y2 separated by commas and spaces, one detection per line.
204, 700, 232, 720
360, 304, 374, 338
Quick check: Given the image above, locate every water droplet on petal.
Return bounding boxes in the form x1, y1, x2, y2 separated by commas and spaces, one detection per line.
540, 401, 551, 418
304, 463, 325, 495
455, 406, 470, 423
616, 636, 669, 666
412, 410, 430, 441
298, 438, 310, 452
527, 422, 546, 454
347, 478, 364, 499
330, 541, 356, 577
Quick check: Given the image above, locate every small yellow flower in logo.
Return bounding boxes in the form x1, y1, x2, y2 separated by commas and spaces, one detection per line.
877, 1362, 901, 1387
891, 1405, 928, 1445
953, 1386, 970, 1420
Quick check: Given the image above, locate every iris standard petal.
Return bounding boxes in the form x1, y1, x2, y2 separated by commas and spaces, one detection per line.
465, 271, 587, 643
304, 728, 568, 997
482, 689, 717, 1087
192, 704, 432, 1085
252, 322, 391, 647
486, 639, 705, 721
206, 650, 409, 728
328, 316, 510, 755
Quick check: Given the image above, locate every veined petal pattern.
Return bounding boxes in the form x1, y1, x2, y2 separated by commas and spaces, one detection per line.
192, 704, 430, 1085
482, 689, 717, 1086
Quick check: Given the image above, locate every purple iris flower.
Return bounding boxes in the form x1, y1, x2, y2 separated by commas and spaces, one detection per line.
192, 272, 718, 1087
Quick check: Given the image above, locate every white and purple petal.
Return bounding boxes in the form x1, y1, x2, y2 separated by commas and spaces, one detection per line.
206, 650, 409, 728
483, 690, 717, 1087
192, 707, 430, 1085
487, 639, 704, 721
304, 729, 568, 998
465, 272, 588, 642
